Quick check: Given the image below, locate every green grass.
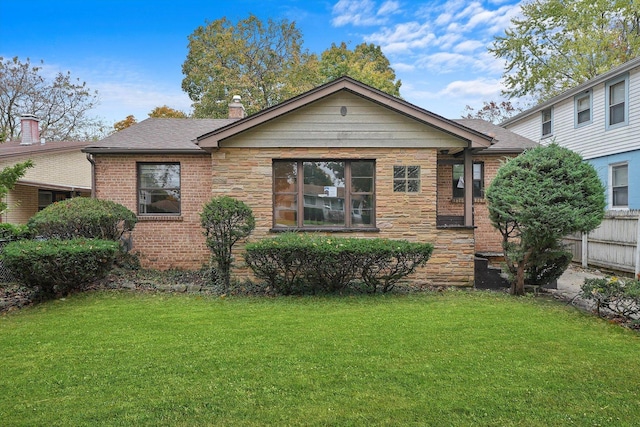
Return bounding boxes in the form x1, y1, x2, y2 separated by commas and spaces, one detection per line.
1, 291, 639, 426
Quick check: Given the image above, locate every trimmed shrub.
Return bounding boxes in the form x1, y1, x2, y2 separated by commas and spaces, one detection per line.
244, 234, 434, 294
27, 197, 137, 241
201, 196, 255, 290
581, 276, 640, 319
356, 238, 434, 293
0, 223, 30, 240
2, 238, 119, 297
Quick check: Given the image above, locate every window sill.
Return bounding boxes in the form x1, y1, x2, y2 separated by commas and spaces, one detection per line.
270, 227, 380, 233
138, 215, 183, 221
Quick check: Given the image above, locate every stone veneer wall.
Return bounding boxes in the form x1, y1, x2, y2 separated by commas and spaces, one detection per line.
95, 147, 475, 286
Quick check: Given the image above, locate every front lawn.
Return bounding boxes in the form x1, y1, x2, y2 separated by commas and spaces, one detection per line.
1, 291, 639, 426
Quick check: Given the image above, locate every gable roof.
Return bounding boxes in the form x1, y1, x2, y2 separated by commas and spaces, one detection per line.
83, 118, 237, 154
0, 139, 91, 160
453, 119, 539, 153
501, 56, 640, 127
197, 76, 493, 149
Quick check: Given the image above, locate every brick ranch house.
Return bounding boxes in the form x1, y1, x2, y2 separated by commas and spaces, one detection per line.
83, 77, 537, 287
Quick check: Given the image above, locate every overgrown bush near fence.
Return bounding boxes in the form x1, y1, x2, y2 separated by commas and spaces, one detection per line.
2, 238, 119, 298
244, 233, 433, 294
581, 277, 640, 320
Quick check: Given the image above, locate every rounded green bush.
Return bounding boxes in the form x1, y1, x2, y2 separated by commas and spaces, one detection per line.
2, 238, 119, 297
27, 197, 137, 241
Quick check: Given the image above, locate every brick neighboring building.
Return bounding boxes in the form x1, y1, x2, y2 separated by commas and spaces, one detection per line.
0, 115, 92, 224
84, 77, 537, 286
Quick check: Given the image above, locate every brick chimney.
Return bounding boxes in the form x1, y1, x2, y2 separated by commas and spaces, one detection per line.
20, 114, 40, 145
228, 95, 246, 119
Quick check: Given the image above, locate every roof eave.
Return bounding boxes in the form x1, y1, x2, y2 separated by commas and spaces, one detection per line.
82, 147, 208, 155
501, 57, 640, 127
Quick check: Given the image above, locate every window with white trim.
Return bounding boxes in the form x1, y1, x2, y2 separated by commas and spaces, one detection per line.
606, 75, 628, 128
541, 108, 553, 137
137, 163, 181, 214
575, 91, 591, 127
611, 163, 628, 208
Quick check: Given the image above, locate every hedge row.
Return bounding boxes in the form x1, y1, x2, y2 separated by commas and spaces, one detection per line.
2, 238, 119, 297
244, 233, 434, 294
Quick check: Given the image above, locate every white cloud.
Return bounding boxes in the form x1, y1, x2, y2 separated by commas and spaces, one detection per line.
332, 0, 386, 27
392, 62, 416, 72
378, 0, 401, 16
364, 21, 435, 53
440, 78, 503, 97
453, 39, 485, 53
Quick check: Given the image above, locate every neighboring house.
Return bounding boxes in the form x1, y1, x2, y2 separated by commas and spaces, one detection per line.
501, 57, 640, 210
84, 77, 536, 286
0, 115, 92, 224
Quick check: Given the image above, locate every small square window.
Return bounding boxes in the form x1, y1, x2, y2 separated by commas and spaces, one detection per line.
393, 166, 420, 193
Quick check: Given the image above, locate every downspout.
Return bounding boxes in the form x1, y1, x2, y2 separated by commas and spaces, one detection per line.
86, 153, 96, 198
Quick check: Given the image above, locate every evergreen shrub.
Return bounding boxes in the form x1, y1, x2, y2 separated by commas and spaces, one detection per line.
2, 238, 119, 297
244, 233, 433, 294
27, 197, 137, 241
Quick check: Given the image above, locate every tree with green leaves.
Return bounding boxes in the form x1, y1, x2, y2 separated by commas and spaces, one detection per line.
148, 105, 188, 118
182, 14, 320, 118
181, 15, 402, 118
319, 42, 401, 97
0, 57, 106, 141
0, 160, 34, 216
486, 143, 605, 295
462, 100, 522, 124
200, 196, 255, 290
490, 0, 640, 102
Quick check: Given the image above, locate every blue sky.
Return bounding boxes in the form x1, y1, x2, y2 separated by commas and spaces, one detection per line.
0, 0, 522, 126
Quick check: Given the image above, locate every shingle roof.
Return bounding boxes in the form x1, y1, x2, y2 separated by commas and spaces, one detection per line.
83, 118, 238, 154
0, 139, 91, 159
453, 118, 539, 153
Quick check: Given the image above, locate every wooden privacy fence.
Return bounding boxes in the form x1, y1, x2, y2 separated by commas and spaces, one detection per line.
564, 210, 640, 277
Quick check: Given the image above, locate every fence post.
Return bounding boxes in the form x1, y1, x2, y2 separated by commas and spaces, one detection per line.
635, 213, 640, 279
582, 232, 588, 268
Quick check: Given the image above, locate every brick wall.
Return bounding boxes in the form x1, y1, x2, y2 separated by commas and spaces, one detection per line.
95, 147, 476, 286
94, 154, 212, 270
436, 153, 517, 255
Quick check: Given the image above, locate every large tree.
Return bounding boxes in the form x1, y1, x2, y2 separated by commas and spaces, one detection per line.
319, 42, 401, 97
486, 144, 605, 295
181, 15, 402, 118
490, 0, 640, 102
148, 105, 187, 118
182, 14, 320, 118
462, 100, 522, 124
0, 57, 105, 141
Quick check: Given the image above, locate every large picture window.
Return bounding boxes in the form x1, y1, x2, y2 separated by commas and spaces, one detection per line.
138, 163, 181, 214
273, 160, 375, 229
